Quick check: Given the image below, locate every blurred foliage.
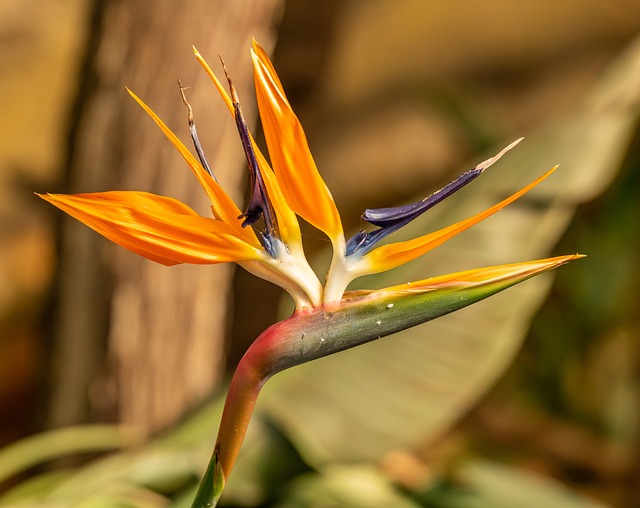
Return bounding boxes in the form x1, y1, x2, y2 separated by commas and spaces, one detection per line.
522, 130, 640, 431
2, 1, 640, 507
467, 123, 640, 504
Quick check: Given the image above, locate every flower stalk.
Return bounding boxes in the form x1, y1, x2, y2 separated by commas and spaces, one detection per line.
193, 255, 582, 505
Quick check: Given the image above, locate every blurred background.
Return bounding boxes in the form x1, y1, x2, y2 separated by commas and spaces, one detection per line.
1, 0, 639, 506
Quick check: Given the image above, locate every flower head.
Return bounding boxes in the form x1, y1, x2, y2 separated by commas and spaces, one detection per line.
39, 41, 583, 507
41, 41, 565, 309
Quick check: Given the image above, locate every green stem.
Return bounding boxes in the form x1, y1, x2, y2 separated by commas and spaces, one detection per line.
190, 353, 266, 507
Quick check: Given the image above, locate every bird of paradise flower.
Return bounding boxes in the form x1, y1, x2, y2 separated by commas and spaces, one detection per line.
39, 40, 583, 507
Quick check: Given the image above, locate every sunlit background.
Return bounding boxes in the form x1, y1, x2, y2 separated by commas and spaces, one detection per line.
1, 1, 639, 506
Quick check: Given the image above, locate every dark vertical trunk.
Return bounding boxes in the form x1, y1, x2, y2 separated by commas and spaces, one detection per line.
47, 0, 283, 435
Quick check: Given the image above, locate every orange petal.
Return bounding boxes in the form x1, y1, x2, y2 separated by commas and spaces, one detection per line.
126, 88, 256, 243
362, 166, 558, 274
371, 254, 584, 297
39, 191, 265, 266
251, 41, 343, 241
193, 47, 304, 252
193, 47, 234, 114
256, 150, 305, 253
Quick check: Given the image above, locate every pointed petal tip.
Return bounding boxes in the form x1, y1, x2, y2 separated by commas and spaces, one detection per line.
192, 46, 207, 66
519, 252, 586, 278
544, 253, 586, 270
370, 253, 586, 298
37, 192, 59, 203
36, 192, 56, 205
517, 253, 585, 271
475, 137, 524, 172
125, 86, 140, 102
545, 164, 560, 179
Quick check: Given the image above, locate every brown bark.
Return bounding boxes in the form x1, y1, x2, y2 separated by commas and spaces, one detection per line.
47, 0, 283, 435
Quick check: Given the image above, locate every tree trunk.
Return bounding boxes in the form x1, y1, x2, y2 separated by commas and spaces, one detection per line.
47, 0, 283, 435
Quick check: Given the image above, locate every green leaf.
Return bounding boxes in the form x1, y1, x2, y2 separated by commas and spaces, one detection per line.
418, 460, 610, 508
0, 425, 136, 486
0, 402, 221, 505
0, 470, 74, 505
274, 460, 612, 508
274, 464, 421, 508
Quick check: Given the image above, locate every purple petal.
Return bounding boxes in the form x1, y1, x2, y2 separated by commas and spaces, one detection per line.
346, 168, 481, 256
178, 79, 217, 181
222, 63, 279, 253
363, 168, 482, 227
345, 138, 523, 257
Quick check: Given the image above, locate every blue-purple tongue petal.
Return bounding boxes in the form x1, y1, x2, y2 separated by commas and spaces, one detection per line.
346, 138, 523, 257
363, 168, 482, 227
221, 61, 279, 252
345, 168, 481, 255
178, 79, 218, 182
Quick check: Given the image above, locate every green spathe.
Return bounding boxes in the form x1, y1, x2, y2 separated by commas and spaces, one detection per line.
192, 254, 582, 507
